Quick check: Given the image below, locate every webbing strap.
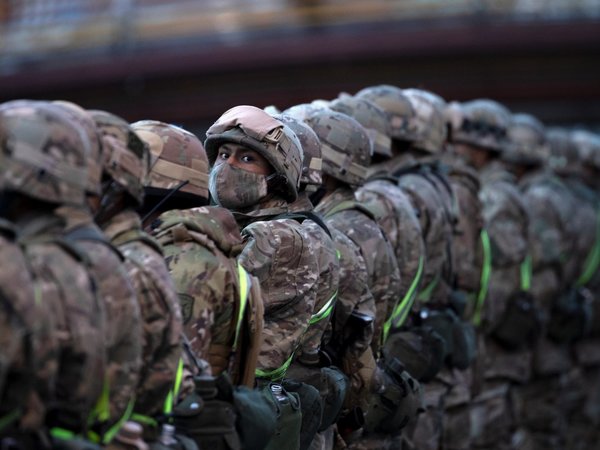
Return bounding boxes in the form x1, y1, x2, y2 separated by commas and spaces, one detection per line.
382, 255, 425, 344
234, 263, 251, 351
309, 291, 337, 325
255, 352, 294, 382
417, 275, 439, 303
472, 229, 492, 327
576, 208, 600, 287
50, 427, 75, 440
88, 374, 110, 425
0, 409, 20, 433
520, 254, 532, 292
102, 398, 135, 444
130, 413, 157, 428
163, 357, 184, 415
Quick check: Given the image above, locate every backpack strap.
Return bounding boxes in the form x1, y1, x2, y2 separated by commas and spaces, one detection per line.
65, 224, 125, 262
323, 199, 377, 222
272, 211, 333, 238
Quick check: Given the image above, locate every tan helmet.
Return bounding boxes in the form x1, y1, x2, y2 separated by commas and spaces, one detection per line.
274, 113, 323, 192
89, 110, 150, 205
131, 120, 209, 201
305, 109, 372, 187
572, 130, 600, 171
355, 84, 416, 142
204, 105, 304, 202
546, 127, 581, 176
446, 99, 511, 153
329, 94, 392, 158
402, 88, 447, 153
505, 113, 548, 166
52, 100, 104, 196
0, 100, 90, 206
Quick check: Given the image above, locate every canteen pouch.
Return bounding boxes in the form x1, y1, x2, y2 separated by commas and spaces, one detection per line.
382, 326, 446, 382
363, 357, 423, 434
282, 380, 322, 450
492, 291, 541, 350
261, 383, 302, 450
449, 319, 477, 370
547, 287, 593, 344
319, 366, 348, 431
231, 385, 276, 450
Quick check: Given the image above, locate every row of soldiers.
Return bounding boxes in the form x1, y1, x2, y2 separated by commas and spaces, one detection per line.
0, 85, 598, 450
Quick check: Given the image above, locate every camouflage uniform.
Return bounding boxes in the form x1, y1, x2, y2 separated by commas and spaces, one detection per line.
90, 111, 184, 425
0, 100, 106, 444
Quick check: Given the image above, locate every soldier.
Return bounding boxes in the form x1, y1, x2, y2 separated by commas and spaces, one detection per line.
89, 110, 184, 443
205, 105, 321, 450
134, 120, 265, 450
49, 101, 142, 445
503, 113, 577, 450
0, 100, 105, 448
355, 85, 474, 450
446, 99, 533, 450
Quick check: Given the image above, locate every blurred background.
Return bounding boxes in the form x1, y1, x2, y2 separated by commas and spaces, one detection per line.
1, 0, 599, 135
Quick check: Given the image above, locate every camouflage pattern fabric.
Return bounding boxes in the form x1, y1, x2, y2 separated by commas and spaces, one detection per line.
102, 209, 183, 418
356, 178, 425, 328
287, 193, 340, 364
19, 211, 106, 434
55, 205, 142, 432
238, 212, 319, 377
316, 187, 401, 356
153, 206, 261, 385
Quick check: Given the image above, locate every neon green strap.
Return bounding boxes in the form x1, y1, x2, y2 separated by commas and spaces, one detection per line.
163, 357, 185, 415
576, 209, 600, 287
88, 374, 110, 426
102, 397, 135, 444
382, 255, 424, 344
233, 263, 251, 351
417, 275, 439, 303
0, 409, 20, 433
255, 352, 294, 382
520, 254, 532, 292
130, 413, 157, 428
472, 230, 492, 327
309, 290, 337, 325
50, 427, 76, 440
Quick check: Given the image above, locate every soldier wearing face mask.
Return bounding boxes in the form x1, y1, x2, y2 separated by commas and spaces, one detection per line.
205, 106, 321, 450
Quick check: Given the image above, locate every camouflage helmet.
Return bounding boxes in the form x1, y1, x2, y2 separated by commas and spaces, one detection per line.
52, 100, 104, 196
273, 113, 323, 192
263, 105, 281, 115
505, 113, 548, 166
329, 94, 392, 158
204, 105, 304, 202
546, 127, 581, 176
305, 109, 372, 187
402, 88, 447, 153
0, 100, 90, 206
355, 84, 416, 142
572, 130, 600, 170
282, 103, 328, 123
445, 99, 511, 153
89, 110, 150, 205
131, 120, 209, 200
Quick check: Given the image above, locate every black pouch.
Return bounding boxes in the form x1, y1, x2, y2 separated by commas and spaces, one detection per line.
492, 291, 541, 350
420, 308, 456, 362
319, 366, 348, 431
383, 326, 446, 382
282, 380, 322, 450
172, 377, 240, 450
449, 320, 477, 370
547, 287, 593, 344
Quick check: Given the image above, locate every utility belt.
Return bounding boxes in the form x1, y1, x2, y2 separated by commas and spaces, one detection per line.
172, 374, 276, 450
363, 357, 423, 434
491, 290, 541, 350
547, 286, 593, 344
418, 306, 477, 371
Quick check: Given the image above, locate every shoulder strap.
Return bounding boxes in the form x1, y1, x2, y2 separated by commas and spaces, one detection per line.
111, 228, 164, 256
324, 200, 377, 222
65, 224, 125, 262
272, 211, 333, 238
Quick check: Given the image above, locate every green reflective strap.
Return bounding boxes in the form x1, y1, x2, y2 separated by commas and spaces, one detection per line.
382, 255, 425, 344
336, 249, 341, 260
130, 413, 157, 428
577, 209, 600, 287
520, 254, 532, 292
164, 357, 185, 415
472, 230, 492, 327
255, 352, 294, 382
102, 397, 135, 444
417, 275, 439, 303
309, 291, 337, 325
0, 409, 20, 432
88, 374, 110, 426
234, 263, 251, 351
50, 427, 76, 440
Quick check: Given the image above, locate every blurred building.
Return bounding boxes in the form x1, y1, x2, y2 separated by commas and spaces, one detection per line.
1, 0, 599, 132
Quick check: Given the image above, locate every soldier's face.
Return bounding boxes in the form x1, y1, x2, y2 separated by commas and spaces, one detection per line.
214, 143, 273, 176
